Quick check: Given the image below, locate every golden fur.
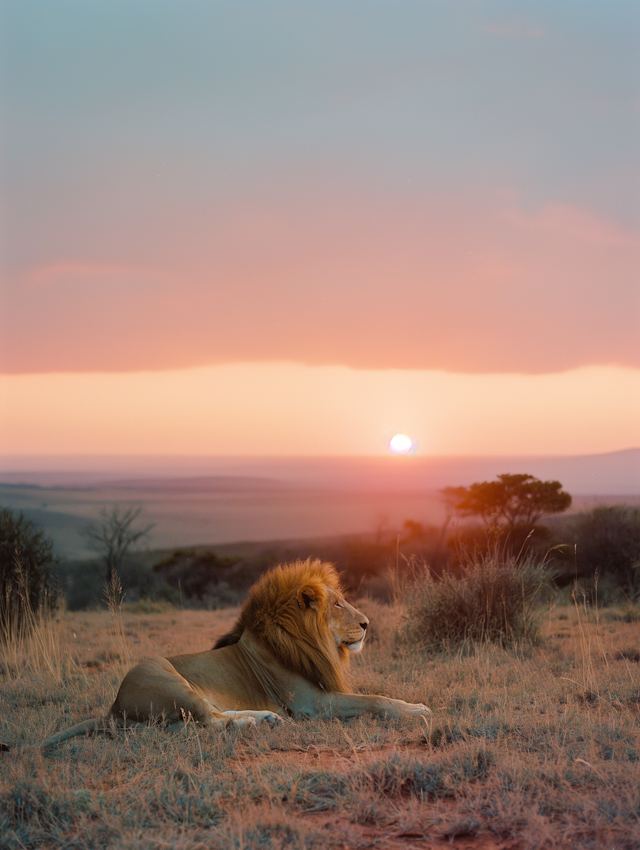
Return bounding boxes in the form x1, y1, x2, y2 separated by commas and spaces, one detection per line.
42, 559, 430, 749
213, 559, 353, 691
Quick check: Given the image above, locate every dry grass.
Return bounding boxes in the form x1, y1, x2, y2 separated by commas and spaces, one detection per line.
398, 547, 553, 649
0, 600, 69, 686
1, 597, 639, 850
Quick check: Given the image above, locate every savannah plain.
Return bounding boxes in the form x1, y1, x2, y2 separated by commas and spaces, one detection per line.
2, 587, 639, 849
1, 458, 639, 849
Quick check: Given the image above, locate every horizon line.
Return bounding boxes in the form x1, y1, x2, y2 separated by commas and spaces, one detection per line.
1, 447, 638, 464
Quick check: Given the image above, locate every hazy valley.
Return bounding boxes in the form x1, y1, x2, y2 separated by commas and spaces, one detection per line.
1, 450, 638, 561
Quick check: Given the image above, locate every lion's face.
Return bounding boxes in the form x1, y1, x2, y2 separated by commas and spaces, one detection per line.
325, 589, 369, 654
219, 560, 369, 692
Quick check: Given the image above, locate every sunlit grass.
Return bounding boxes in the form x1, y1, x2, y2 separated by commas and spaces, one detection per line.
1, 597, 639, 849
0, 576, 72, 685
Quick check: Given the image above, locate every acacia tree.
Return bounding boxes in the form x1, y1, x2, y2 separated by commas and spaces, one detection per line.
442, 473, 572, 537
84, 506, 154, 586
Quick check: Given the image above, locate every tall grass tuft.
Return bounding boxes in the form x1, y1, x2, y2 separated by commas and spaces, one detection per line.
104, 571, 134, 678
399, 544, 554, 650
1, 508, 58, 636
0, 555, 68, 681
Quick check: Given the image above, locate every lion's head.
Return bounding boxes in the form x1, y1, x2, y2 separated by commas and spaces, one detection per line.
214, 559, 368, 692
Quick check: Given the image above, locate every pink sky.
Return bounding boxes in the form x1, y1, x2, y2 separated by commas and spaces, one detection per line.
4, 189, 638, 375
1, 3, 638, 460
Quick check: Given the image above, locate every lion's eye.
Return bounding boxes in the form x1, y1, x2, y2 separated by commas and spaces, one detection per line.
334, 602, 342, 609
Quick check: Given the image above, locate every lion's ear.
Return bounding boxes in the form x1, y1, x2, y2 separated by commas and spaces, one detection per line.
296, 585, 321, 610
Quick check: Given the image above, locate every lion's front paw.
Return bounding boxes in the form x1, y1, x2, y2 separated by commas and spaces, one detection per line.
222, 709, 285, 728
261, 711, 284, 725
407, 703, 431, 716
389, 700, 431, 719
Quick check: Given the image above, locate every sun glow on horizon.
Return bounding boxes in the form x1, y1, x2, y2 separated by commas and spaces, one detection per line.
389, 433, 415, 455
0, 363, 638, 458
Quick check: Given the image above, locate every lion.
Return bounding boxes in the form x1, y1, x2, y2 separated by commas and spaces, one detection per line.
42, 559, 430, 749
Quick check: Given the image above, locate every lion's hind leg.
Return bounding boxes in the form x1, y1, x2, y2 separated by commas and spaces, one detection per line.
110, 657, 223, 728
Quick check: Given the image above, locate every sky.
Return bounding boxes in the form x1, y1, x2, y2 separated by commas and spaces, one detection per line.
1, 1, 639, 459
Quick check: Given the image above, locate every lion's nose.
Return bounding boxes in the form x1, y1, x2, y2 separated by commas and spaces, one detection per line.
360, 620, 368, 631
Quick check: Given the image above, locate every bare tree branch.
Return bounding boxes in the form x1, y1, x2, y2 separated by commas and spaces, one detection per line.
84, 506, 154, 585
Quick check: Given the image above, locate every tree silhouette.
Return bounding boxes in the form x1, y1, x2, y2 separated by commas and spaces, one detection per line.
84, 506, 154, 586
442, 473, 572, 536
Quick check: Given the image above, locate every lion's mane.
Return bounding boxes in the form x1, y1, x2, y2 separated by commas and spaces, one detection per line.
214, 559, 350, 692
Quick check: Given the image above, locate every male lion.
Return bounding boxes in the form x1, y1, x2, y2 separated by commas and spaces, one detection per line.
42, 559, 429, 749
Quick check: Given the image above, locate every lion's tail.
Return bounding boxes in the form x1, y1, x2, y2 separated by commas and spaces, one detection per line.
41, 717, 110, 750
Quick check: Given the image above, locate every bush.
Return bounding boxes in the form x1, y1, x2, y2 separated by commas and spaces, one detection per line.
571, 506, 640, 599
399, 545, 553, 649
0, 508, 59, 636
57, 552, 168, 610
153, 549, 245, 607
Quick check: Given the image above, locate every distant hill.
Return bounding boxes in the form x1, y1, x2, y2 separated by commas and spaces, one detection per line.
227, 449, 640, 496
0, 450, 637, 560
0, 448, 638, 494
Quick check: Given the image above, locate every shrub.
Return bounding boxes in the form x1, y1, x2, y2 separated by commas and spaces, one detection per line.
399, 545, 553, 649
57, 552, 169, 610
571, 506, 640, 599
0, 508, 59, 637
153, 549, 244, 606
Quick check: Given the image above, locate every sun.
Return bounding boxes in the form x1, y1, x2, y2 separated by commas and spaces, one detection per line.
389, 433, 414, 455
